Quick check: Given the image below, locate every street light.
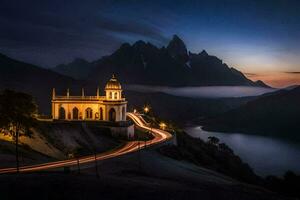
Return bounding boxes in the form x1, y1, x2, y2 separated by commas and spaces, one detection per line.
143, 106, 150, 114
159, 122, 167, 130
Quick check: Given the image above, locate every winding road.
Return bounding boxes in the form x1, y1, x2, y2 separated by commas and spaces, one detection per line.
0, 113, 172, 174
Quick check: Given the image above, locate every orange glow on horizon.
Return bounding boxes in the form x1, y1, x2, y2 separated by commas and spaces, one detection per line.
245, 72, 300, 88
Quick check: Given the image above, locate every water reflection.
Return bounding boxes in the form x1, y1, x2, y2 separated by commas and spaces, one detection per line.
185, 126, 300, 176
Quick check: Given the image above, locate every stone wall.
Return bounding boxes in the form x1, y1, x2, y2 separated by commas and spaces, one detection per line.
110, 124, 134, 139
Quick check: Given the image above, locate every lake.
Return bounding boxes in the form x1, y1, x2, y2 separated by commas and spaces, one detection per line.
185, 126, 300, 177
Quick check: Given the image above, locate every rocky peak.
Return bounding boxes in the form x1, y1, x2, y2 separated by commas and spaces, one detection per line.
119, 43, 131, 50
199, 50, 209, 57
255, 80, 271, 88
133, 40, 147, 49
167, 35, 188, 58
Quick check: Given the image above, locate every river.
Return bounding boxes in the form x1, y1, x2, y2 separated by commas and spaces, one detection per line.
185, 126, 300, 177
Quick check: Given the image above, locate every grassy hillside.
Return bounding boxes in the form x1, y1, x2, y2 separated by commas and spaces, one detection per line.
0, 121, 121, 167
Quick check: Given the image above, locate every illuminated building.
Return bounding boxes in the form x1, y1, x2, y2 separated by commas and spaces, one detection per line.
51, 75, 127, 122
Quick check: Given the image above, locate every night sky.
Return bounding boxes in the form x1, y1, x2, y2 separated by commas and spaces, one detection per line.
1, 0, 300, 87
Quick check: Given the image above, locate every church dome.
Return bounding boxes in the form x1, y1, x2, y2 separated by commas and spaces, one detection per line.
105, 74, 122, 90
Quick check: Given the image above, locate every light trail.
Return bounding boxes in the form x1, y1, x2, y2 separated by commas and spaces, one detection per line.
0, 113, 172, 174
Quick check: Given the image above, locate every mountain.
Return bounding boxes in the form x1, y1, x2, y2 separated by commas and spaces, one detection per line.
54, 35, 268, 87
254, 80, 270, 88
0, 53, 92, 114
166, 35, 189, 63
202, 86, 300, 141
53, 58, 94, 80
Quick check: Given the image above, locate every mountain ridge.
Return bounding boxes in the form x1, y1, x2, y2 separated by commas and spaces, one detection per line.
53, 35, 269, 87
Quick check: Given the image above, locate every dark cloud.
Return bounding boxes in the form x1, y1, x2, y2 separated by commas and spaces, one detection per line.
0, 0, 168, 67
95, 14, 168, 43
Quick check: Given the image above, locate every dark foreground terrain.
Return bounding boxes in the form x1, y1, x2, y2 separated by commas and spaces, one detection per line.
0, 145, 291, 200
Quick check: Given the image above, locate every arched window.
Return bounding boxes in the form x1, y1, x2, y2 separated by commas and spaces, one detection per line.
72, 107, 79, 120
85, 108, 93, 119
59, 107, 65, 120
109, 108, 116, 122
99, 107, 103, 120
109, 92, 112, 99
114, 92, 118, 99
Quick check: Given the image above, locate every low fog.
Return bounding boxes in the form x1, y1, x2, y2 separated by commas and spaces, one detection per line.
125, 85, 276, 98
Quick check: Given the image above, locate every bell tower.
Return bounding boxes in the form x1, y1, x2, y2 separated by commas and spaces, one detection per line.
105, 74, 122, 101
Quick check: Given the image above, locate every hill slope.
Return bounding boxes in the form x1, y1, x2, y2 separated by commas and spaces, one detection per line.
0, 138, 289, 200
0, 53, 93, 114
0, 121, 120, 167
202, 86, 300, 141
53, 58, 94, 80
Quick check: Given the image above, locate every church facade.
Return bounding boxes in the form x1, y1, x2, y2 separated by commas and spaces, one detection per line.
52, 75, 127, 122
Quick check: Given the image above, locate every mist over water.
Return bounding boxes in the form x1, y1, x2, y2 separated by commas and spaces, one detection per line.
125, 85, 276, 98
185, 126, 300, 176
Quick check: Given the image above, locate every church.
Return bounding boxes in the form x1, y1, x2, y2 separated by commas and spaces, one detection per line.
51, 75, 127, 122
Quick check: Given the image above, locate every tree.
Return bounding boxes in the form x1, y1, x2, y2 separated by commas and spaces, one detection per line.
207, 136, 220, 145
0, 90, 37, 173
